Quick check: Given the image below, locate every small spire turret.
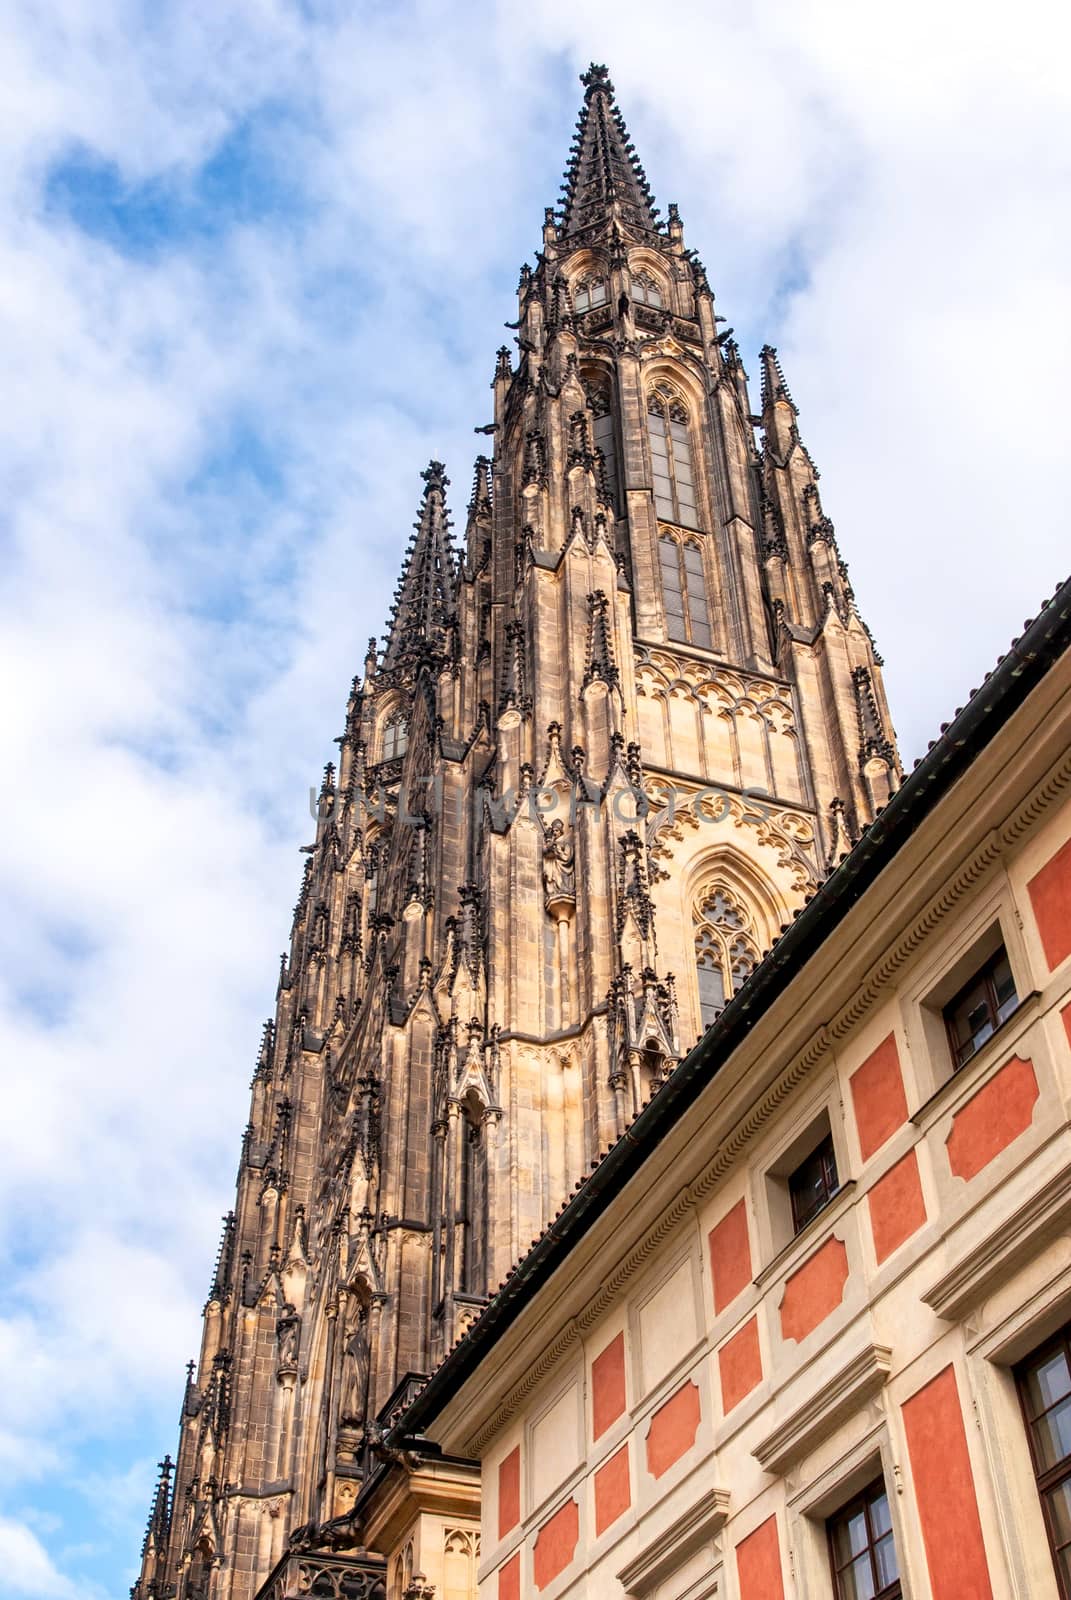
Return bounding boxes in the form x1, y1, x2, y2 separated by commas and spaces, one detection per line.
382, 461, 457, 673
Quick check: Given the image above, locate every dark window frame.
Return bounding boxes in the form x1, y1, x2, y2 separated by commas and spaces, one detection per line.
788, 1130, 840, 1235
826, 1476, 902, 1600
942, 945, 1019, 1070
1016, 1323, 1071, 1598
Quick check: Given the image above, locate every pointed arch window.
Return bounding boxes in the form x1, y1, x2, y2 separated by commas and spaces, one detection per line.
459, 1093, 488, 1295
574, 276, 608, 313
381, 713, 409, 761
589, 385, 620, 512
632, 271, 664, 308
659, 533, 713, 649
694, 886, 760, 1031
647, 384, 698, 528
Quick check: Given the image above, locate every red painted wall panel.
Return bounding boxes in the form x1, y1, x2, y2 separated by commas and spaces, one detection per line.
945, 1055, 1038, 1181
850, 1032, 909, 1160
868, 1147, 927, 1264
1028, 834, 1071, 970
779, 1235, 849, 1342
708, 1197, 752, 1314
593, 1443, 630, 1536
498, 1552, 520, 1600
533, 1499, 579, 1592
736, 1515, 786, 1600
591, 1331, 626, 1440
718, 1316, 763, 1414
645, 1380, 701, 1478
498, 1445, 520, 1541
902, 1365, 993, 1599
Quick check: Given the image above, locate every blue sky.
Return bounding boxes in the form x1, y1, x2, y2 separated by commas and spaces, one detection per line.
1, 1, 1068, 1594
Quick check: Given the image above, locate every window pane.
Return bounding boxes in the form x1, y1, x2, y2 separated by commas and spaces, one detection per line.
1028, 1350, 1071, 1415
1047, 1478, 1071, 1544
994, 953, 1019, 1022
949, 975, 994, 1063
1058, 1546, 1071, 1593
697, 953, 726, 1028
868, 1489, 892, 1539
839, 1555, 877, 1600
654, 491, 675, 519
682, 543, 704, 573
647, 284, 663, 307
873, 1531, 899, 1588
590, 280, 607, 305
691, 619, 713, 649
667, 614, 688, 643
832, 1507, 869, 1565
1034, 1397, 1071, 1470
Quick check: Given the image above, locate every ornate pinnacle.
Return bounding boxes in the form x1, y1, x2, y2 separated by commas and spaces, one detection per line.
759, 344, 798, 414
557, 63, 661, 239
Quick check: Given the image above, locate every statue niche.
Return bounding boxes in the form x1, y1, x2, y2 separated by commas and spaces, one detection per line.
542, 819, 576, 913
339, 1295, 371, 1427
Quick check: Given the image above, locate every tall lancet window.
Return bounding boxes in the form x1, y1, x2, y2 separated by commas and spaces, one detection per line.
647, 384, 698, 528
590, 386, 620, 512
659, 534, 713, 649
694, 886, 760, 1031
459, 1095, 487, 1295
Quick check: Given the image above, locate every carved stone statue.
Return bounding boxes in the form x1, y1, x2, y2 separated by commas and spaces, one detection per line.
542, 819, 575, 903
339, 1301, 370, 1425
275, 1304, 300, 1372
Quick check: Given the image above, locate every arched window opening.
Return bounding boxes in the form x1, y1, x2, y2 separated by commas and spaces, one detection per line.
633, 271, 664, 308
693, 885, 759, 1031
647, 384, 698, 528
659, 534, 713, 649
381, 713, 409, 761
574, 276, 608, 313
589, 386, 620, 512
459, 1095, 487, 1296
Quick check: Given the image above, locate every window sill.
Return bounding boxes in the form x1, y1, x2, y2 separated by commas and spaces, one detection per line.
754, 1181, 857, 1290
911, 991, 1042, 1132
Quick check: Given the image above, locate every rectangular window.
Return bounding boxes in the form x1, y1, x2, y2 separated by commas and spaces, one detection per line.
1017, 1326, 1071, 1597
789, 1131, 840, 1234
943, 946, 1019, 1069
827, 1478, 901, 1599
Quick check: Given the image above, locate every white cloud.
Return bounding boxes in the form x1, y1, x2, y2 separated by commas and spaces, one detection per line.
0, 1516, 80, 1599
0, 0, 1067, 1592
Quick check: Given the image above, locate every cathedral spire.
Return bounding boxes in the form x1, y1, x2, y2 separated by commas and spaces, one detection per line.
383, 460, 457, 671
558, 64, 660, 240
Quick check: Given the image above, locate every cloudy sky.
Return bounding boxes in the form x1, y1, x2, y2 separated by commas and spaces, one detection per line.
1, 0, 1067, 1593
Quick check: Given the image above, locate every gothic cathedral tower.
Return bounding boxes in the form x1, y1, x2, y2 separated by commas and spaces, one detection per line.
135, 65, 899, 1600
